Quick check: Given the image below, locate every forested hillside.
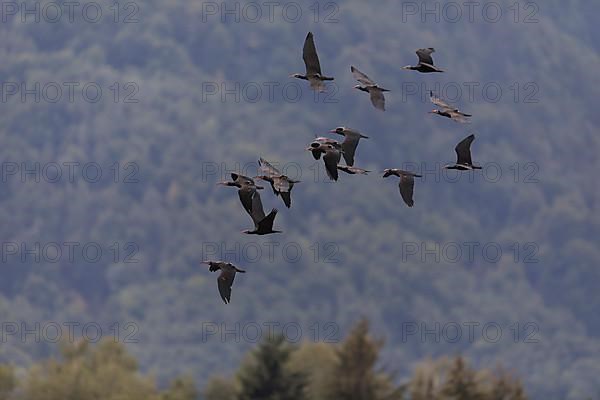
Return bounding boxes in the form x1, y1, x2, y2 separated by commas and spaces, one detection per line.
0, 1, 599, 399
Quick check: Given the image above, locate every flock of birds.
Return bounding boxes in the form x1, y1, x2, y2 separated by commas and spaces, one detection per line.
206, 32, 481, 303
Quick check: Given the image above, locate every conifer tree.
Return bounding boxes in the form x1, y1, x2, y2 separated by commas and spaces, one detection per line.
236, 334, 307, 400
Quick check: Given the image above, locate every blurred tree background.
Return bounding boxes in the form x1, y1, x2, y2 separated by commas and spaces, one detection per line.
0, 0, 599, 399
0, 320, 531, 400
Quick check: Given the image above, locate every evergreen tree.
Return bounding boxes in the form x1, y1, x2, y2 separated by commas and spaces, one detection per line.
439, 356, 485, 400
487, 369, 528, 400
236, 335, 307, 400
324, 319, 403, 400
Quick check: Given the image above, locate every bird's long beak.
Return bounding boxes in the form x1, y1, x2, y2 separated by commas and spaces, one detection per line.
201, 261, 211, 265
329, 129, 337, 133
216, 181, 227, 186
305, 147, 313, 151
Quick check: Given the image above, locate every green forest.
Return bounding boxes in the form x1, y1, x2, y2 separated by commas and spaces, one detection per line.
0, 320, 530, 400
0, 0, 599, 399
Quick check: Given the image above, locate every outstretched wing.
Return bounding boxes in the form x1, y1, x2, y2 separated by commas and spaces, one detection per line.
341, 136, 361, 166
455, 134, 475, 165
258, 158, 281, 177
430, 91, 454, 111
323, 148, 341, 181
416, 48, 435, 65
399, 175, 416, 207
303, 32, 322, 75
280, 191, 292, 208
351, 65, 375, 86
249, 189, 266, 225
217, 269, 236, 304
257, 208, 278, 232
369, 88, 386, 111
238, 186, 256, 216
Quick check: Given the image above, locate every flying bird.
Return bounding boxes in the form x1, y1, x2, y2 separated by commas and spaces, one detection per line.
383, 169, 423, 207
307, 140, 342, 181
307, 137, 338, 160
444, 134, 482, 170
337, 165, 370, 175
290, 32, 334, 92
202, 261, 246, 304
217, 173, 264, 219
402, 48, 444, 73
429, 91, 472, 123
254, 158, 300, 208
329, 127, 369, 167
244, 208, 281, 235
351, 66, 390, 111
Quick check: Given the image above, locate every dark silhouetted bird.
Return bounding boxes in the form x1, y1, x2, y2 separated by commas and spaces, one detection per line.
290, 32, 334, 92
329, 127, 369, 167
307, 140, 342, 181
429, 91, 471, 123
254, 158, 300, 208
351, 66, 390, 111
337, 165, 370, 175
383, 169, 422, 207
202, 261, 246, 304
244, 207, 281, 235
217, 173, 264, 219
402, 48, 444, 73
444, 134, 482, 170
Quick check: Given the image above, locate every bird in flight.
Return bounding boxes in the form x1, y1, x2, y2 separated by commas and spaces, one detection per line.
254, 158, 300, 208
290, 32, 334, 92
444, 134, 482, 170
383, 169, 423, 207
202, 261, 246, 304
351, 66, 390, 111
307, 137, 343, 181
217, 173, 264, 219
244, 207, 281, 235
329, 127, 369, 167
402, 48, 444, 73
337, 165, 370, 175
429, 91, 472, 123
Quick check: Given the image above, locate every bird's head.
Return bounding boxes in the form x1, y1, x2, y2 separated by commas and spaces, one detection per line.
382, 169, 393, 178
429, 109, 441, 115
201, 261, 218, 270
307, 141, 321, 150
401, 65, 413, 70
329, 126, 346, 136
290, 73, 303, 79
